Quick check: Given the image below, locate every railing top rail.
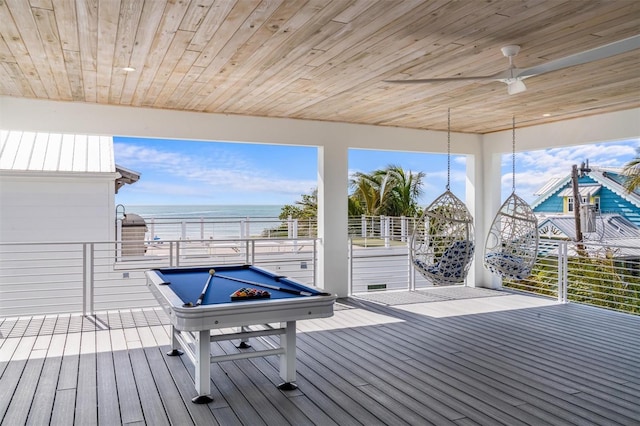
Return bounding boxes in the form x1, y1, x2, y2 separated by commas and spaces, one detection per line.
0, 237, 321, 246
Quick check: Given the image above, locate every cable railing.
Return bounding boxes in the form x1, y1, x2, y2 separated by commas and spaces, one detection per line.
0, 238, 318, 317
128, 215, 419, 243
504, 238, 640, 314
1, 235, 638, 318
137, 216, 309, 240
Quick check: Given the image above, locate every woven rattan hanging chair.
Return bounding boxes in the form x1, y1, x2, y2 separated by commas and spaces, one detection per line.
483, 117, 538, 280
411, 109, 475, 285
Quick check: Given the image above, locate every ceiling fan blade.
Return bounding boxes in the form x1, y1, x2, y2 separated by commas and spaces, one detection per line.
385, 72, 504, 84
517, 34, 640, 78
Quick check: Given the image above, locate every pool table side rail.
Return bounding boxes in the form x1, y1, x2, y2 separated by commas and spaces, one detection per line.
145, 269, 336, 331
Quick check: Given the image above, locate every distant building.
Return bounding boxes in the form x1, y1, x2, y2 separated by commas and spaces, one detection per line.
0, 130, 139, 243
532, 166, 640, 229
532, 167, 640, 269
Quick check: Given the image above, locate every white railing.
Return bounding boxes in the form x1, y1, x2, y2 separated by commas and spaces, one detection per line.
347, 237, 640, 315
504, 238, 640, 314
1, 236, 638, 318
125, 214, 419, 243
134, 216, 314, 241
348, 239, 436, 293
0, 238, 318, 317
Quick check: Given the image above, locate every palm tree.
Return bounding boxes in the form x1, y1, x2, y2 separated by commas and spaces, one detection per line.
622, 149, 640, 193
383, 165, 425, 217
281, 165, 426, 220
349, 171, 387, 216
349, 165, 425, 217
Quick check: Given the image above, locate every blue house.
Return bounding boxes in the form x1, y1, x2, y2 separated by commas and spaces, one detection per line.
532, 167, 640, 229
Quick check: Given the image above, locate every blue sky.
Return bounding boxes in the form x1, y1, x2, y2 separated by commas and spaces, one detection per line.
114, 136, 638, 207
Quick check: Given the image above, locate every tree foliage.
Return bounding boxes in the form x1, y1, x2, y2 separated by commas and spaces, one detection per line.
622, 148, 640, 193
280, 165, 426, 220
349, 164, 425, 217
278, 188, 317, 220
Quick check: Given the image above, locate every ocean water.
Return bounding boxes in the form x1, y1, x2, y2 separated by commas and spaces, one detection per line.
122, 204, 284, 219
120, 205, 287, 240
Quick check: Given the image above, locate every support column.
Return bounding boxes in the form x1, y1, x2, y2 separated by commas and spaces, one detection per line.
471, 148, 503, 289
317, 144, 349, 297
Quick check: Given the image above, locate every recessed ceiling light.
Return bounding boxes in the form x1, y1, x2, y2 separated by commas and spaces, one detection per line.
122, 66, 136, 72
542, 113, 551, 117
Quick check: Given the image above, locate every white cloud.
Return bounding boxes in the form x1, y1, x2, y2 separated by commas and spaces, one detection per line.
115, 142, 316, 199
500, 141, 638, 202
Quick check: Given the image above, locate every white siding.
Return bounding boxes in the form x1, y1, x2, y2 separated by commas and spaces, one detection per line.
0, 130, 119, 244
0, 175, 116, 242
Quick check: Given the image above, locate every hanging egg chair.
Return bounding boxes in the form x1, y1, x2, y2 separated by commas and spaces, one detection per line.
483, 117, 538, 280
411, 109, 475, 285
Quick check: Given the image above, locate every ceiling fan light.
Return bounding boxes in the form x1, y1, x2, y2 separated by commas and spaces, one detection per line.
507, 79, 527, 95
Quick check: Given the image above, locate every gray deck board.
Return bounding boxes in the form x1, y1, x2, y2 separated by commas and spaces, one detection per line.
1, 292, 640, 425
75, 330, 98, 425
1, 355, 45, 425
25, 335, 66, 425
113, 350, 145, 424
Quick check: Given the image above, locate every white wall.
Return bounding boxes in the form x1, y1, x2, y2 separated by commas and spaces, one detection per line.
1, 96, 638, 293
0, 172, 116, 243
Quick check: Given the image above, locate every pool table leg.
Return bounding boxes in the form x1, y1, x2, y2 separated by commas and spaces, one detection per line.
166, 325, 183, 356
277, 321, 298, 390
192, 329, 214, 404
237, 326, 251, 348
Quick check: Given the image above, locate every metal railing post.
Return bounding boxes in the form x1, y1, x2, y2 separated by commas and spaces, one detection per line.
88, 243, 94, 315
82, 243, 95, 316
408, 240, 415, 291
149, 218, 155, 240
313, 239, 317, 287
383, 216, 390, 248
348, 238, 354, 296
82, 243, 87, 316
558, 241, 568, 303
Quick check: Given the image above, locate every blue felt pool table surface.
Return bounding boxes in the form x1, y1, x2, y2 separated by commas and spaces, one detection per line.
151, 265, 323, 305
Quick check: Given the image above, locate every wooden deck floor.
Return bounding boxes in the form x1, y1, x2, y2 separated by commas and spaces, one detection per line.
1, 287, 639, 425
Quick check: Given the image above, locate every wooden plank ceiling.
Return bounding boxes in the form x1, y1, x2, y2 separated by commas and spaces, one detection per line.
1, 0, 639, 134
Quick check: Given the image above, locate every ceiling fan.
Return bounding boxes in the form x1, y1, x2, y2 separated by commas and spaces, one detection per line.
385, 34, 640, 95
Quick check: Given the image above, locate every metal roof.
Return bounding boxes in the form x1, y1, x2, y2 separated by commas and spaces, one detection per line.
538, 213, 640, 242
533, 178, 564, 196
0, 130, 114, 173
557, 185, 602, 198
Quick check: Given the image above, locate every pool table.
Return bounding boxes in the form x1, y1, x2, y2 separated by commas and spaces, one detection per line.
145, 264, 336, 403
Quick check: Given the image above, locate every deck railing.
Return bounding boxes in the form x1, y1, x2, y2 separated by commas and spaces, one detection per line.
127, 215, 418, 243
0, 238, 318, 317
504, 238, 640, 314
1, 236, 639, 317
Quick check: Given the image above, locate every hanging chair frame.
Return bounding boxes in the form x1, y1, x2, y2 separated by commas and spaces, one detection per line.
411, 109, 475, 285
483, 116, 539, 280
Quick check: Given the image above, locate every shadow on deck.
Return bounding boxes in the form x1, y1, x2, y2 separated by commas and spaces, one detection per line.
1, 288, 639, 425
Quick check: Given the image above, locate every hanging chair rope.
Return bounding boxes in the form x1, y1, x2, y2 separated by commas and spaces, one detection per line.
447, 108, 451, 191
483, 116, 539, 280
512, 115, 516, 193
411, 108, 475, 285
